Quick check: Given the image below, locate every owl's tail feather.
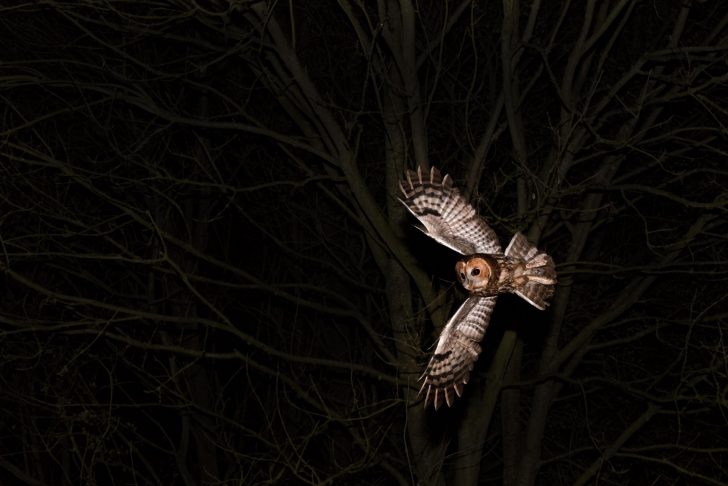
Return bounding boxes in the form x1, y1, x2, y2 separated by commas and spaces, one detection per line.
505, 233, 557, 310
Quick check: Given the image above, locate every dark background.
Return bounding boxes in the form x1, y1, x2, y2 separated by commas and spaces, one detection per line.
1, 1, 726, 485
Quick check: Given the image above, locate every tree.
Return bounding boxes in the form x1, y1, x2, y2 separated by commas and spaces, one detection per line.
1, 1, 726, 484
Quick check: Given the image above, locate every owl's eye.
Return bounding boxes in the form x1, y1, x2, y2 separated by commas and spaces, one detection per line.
471, 268, 480, 277
460, 272, 465, 281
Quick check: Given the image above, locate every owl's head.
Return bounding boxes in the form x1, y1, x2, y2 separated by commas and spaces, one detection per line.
455, 256, 494, 293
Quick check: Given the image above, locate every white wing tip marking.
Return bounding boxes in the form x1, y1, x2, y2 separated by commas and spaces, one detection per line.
398, 181, 407, 197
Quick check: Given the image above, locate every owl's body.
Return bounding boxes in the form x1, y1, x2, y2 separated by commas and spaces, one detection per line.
400, 166, 556, 409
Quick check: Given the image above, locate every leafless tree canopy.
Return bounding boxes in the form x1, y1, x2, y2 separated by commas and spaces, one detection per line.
1, 1, 727, 485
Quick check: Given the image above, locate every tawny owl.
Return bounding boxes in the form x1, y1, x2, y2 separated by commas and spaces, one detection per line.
400, 166, 556, 409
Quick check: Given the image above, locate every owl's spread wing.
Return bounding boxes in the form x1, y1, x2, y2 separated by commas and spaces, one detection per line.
399, 166, 501, 254
419, 296, 497, 409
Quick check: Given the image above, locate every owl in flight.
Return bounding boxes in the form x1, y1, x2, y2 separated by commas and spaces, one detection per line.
400, 166, 556, 409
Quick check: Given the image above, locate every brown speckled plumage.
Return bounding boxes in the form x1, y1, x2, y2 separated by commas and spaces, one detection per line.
400, 166, 557, 409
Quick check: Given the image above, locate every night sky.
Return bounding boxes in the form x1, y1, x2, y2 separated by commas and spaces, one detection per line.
1, 1, 727, 485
